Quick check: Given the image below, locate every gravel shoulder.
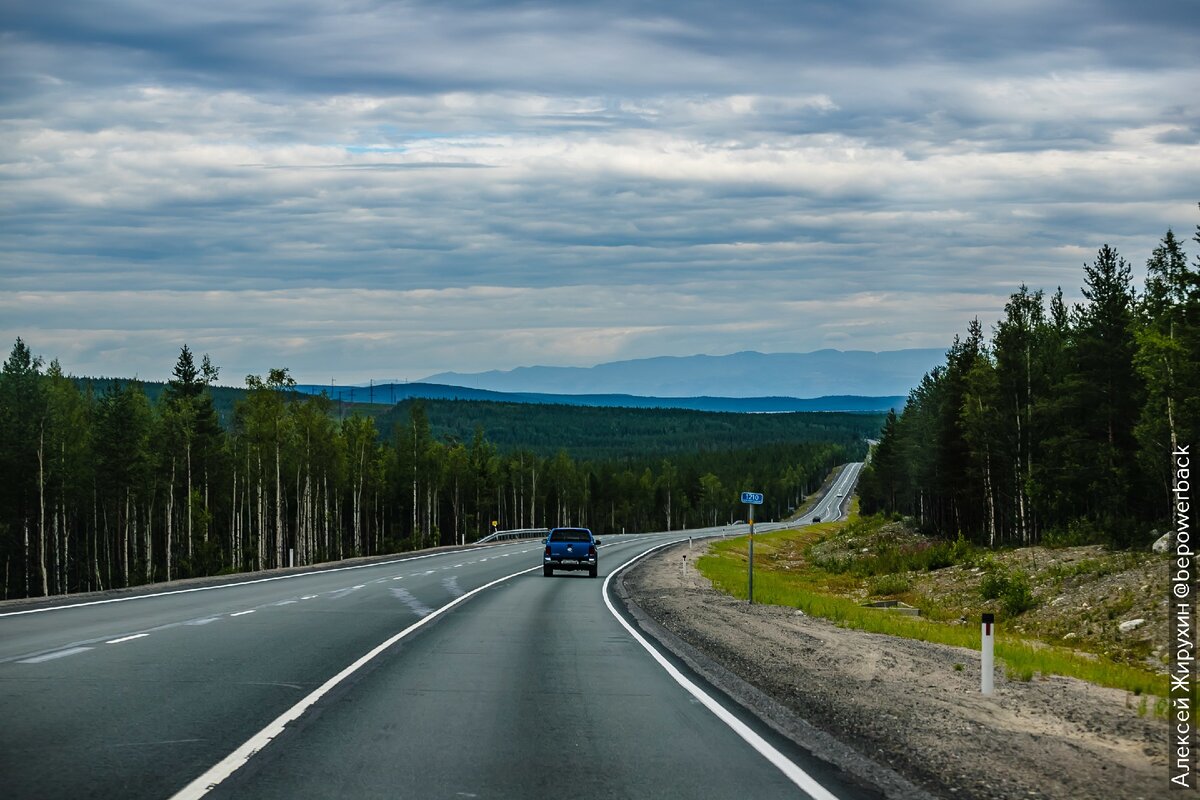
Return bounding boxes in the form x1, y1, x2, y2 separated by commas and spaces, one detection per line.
618, 541, 1169, 800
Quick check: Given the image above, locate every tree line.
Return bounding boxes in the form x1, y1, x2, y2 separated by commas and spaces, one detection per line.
859, 209, 1200, 548
0, 345, 854, 599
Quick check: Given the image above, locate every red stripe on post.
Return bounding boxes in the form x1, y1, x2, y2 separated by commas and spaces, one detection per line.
985, 623, 991, 636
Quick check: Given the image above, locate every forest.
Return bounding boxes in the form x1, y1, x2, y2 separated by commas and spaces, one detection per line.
859, 211, 1199, 549
0, 349, 859, 599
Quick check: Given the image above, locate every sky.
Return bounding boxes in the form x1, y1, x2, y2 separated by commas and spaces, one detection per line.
2, 0, 1198, 386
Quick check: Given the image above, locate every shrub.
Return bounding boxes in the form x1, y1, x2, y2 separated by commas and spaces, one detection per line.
980, 569, 1010, 600
869, 573, 912, 596
1001, 570, 1037, 616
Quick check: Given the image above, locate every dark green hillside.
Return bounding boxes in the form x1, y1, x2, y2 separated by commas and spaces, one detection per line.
377, 399, 879, 460
72, 377, 383, 426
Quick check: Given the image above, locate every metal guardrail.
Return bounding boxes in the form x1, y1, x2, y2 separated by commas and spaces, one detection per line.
475, 527, 549, 545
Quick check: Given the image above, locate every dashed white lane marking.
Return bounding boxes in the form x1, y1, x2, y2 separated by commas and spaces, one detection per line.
301, 595, 317, 600
452, 564, 463, 568
106, 633, 149, 645
18, 647, 93, 663
392, 576, 404, 581
230, 610, 256, 617
170, 562, 538, 800
272, 600, 297, 606
353, 584, 365, 589
1, 541, 520, 618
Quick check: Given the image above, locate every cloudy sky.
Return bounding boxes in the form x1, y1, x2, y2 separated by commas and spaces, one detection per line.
2, 0, 1198, 385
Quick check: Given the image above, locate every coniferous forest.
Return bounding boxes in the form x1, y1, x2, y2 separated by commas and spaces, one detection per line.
859, 211, 1200, 548
0, 347, 862, 600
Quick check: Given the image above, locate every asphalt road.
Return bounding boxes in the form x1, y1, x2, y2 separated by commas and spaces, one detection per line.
796, 462, 863, 525
0, 466, 871, 800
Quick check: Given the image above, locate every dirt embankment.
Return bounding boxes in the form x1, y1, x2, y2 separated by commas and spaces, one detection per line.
619, 543, 1169, 800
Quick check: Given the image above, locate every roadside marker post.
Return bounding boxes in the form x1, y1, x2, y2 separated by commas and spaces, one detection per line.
741, 491, 764, 605
981, 613, 995, 695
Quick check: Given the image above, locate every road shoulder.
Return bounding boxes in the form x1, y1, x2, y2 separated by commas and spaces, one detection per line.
618, 541, 1166, 800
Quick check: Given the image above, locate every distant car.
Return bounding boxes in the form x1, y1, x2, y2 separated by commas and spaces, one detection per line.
543, 527, 601, 578
812, 516, 822, 523
836, 492, 844, 497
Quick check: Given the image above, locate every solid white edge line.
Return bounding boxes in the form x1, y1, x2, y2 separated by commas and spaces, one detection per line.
602, 541, 843, 800
0, 540, 536, 618
168, 563, 540, 800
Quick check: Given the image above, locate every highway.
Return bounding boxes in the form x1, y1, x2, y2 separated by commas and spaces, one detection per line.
795, 462, 863, 525
0, 465, 869, 800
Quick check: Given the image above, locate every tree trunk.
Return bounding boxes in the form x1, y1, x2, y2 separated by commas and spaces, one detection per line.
166, 459, 175, 582
275, 438, 283, 569
186, 438, 193, 561
38, 421, 47, 596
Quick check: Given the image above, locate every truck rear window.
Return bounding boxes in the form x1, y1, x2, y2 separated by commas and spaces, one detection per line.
549, 529, 591, 542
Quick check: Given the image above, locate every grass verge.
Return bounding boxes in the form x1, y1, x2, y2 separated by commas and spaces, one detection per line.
697, 522, 1168, 704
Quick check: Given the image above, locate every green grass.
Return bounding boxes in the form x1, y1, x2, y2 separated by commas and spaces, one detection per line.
699, 527, 1168, 703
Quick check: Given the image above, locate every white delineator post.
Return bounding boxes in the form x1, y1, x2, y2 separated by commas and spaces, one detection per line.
981, 612, 995, 695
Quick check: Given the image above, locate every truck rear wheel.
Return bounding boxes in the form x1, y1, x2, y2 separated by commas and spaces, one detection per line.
543, 566, 553, 577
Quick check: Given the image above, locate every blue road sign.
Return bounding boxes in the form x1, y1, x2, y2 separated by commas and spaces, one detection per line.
741, 491, 763, 505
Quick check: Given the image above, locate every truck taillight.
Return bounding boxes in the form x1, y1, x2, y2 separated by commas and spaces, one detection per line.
545, 545, 551, 556
588, 545, 596, 556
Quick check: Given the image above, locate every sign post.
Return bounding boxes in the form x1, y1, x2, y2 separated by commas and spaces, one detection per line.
740, 491, 763, 604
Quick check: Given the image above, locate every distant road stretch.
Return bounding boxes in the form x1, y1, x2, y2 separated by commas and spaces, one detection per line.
795, 461, 863, 525
0, 466, 870, 800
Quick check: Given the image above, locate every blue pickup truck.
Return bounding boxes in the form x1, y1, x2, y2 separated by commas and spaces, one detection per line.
543, 527, 601, 578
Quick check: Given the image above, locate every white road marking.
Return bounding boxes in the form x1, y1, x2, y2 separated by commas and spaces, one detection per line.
230, 610, 255, 617
392, 576, 404, 581
169, 563, 539, 800
186, 618, 219, 626
18, 647, 93, 663
272, 600, 297, 606
603, 542, 843, 800
353, 584, 365, 589
106, 633, 150, 645
0, 541, 522, 618
301, 595, 317, 600
452, 564, 463, 568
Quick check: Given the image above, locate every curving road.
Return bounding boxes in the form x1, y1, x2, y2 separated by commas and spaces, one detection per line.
0, 467, 870, 799
795, 462, 863, 525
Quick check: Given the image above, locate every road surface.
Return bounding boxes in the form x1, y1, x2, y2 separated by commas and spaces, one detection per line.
796, 462, 863, 525
0, 469, 871, 799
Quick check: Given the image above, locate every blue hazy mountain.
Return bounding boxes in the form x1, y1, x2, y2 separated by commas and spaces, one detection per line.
418, 349, 943, 398
291, 382, 905, 413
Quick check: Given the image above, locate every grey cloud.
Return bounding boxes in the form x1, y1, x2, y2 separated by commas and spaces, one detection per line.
2, 1, 1198, 381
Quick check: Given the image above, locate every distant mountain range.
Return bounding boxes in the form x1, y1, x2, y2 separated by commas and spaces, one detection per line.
291, 382, 905, 413
419, 349, 943, 398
